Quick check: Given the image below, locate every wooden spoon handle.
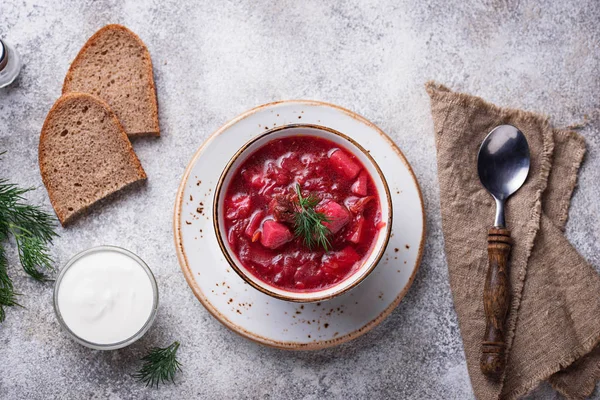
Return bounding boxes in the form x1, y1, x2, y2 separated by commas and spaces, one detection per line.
480, 227, 512, 379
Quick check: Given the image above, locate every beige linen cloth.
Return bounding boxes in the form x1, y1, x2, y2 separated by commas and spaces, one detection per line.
426, 82, 600, 399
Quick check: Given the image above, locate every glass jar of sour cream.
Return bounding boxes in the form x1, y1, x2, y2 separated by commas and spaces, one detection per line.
53, 246, 158, 350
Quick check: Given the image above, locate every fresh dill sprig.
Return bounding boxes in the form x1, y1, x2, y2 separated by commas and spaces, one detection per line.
0, 176, 58, 322
293, 184, 331, 251
12, 230, 55, 281
135, 341, 183, 388
0, 179, 58, 281
0, 245, 21, 323
0, 180, 57, 242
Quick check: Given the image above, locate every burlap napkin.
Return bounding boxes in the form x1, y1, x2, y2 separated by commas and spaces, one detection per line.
426, 82, 600, 400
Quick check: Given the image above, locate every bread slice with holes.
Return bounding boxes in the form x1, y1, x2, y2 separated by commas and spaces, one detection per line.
39, 93, 147, 226
62, 24, 159, 137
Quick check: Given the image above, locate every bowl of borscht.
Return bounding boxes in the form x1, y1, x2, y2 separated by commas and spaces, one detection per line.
213, 124, 392, 302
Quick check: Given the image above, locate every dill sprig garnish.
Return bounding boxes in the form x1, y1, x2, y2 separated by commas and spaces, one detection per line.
135, 341, 183, 388
293, 184, 331, 251
0, 177, 58, 322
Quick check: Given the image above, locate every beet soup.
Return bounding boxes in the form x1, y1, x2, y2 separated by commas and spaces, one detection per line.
223, 135, 383, 292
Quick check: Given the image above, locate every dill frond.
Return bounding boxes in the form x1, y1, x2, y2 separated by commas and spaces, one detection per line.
293, 184, 331, 251
134, 341, 182, 388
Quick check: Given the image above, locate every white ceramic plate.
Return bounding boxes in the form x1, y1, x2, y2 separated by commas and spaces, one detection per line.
174, 100, 425, 349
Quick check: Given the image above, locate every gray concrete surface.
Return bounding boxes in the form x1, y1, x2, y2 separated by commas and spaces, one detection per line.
0, 1, 599, 399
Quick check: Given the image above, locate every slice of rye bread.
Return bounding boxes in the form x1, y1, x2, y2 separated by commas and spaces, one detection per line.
39, 93, 147, 226
62, 24, 159, 137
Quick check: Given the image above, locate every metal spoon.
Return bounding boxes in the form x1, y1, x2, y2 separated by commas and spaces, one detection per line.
477, 124, 530, 379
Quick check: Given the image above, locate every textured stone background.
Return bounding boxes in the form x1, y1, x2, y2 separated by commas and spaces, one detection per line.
0, 1, 599, 399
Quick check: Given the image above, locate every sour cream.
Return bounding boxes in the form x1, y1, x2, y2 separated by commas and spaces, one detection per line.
55, 247, 157, 348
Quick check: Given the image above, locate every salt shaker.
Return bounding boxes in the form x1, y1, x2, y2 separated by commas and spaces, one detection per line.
0, 39, 22, 88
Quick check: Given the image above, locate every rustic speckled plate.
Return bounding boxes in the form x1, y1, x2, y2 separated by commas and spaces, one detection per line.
174, 100, 425, 349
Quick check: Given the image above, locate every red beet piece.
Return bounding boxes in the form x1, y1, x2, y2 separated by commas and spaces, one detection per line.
321, 246, 361, 276
245, 210, 265, 238
347, 215, 365, 243
347, 196, 375, 214
239, 242, 276, 268
334, 246, 361, 265
280, 154, 303, 173
260, 220, 293, 249
317, 201, 350, 234
329, 149, 361, 179
266, 162, 290, 186
351, 171, 368, 196
249, 174, 264, 189
227, 220, 246, 250
242, 166, 265, 190
226, 194, 252, 219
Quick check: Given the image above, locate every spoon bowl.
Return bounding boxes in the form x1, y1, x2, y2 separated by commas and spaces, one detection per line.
478, 125, 530, 227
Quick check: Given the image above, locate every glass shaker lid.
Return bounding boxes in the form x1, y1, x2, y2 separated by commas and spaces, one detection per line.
0, 40, 6, 71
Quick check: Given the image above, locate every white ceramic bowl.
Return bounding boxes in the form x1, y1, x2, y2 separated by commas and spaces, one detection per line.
213, 124, 393, 302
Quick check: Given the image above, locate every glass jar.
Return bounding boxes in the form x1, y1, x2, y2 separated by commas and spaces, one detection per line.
0, 39, 22, 88
53, 246, 159, 350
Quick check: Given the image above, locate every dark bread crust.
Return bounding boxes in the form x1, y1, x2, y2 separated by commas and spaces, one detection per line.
62, 24, 159, 137
39, 93, 147, 226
